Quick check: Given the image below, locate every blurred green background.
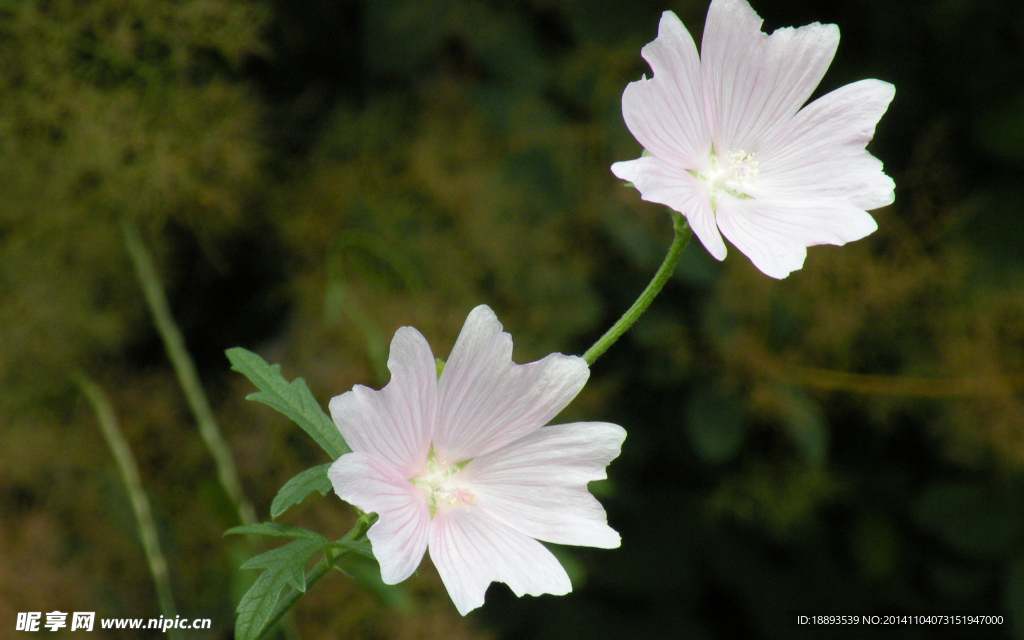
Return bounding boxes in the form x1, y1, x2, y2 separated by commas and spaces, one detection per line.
2, 0, 1024, 638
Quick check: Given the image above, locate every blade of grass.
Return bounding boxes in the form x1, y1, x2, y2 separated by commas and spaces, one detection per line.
74, 372, 183, 640
120, 214, 256, 526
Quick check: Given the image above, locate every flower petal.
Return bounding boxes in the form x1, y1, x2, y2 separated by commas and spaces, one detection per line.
328, 452, 430, 584
754, 79, 896, 210
611, 156, 727, 261
329, 326, 436, 476
702, 0, 839, 153
461, 422, 625, 548
428, 507, 571, 615
715, 194, 878, 278
620, 11, 710, 170
434, 305, 589, 463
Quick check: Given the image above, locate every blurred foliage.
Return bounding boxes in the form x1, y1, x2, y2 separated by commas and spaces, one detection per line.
0, 0, 266, 419
2, 0, 1024, 639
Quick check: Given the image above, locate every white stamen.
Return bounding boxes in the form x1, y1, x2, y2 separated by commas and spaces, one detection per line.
694, 149, 760, 201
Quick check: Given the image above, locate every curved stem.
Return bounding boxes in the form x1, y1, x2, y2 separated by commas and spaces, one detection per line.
583, 215, 692, 365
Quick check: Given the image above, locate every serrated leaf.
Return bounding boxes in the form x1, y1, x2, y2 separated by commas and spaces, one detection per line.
226, 347, 349, 459
271, 463, 334, 519
235, 569, 281, 640
226, 522, 325, 539
234, 536, 330, 640
241, 535, 328, 583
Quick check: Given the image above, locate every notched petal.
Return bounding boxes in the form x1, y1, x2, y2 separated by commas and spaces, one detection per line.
463, 422, 624, 549
715, 195, 877, 278
329, 327, 436, 476
428, 508, 571, 615
620, 10, 709, 168
702, 0, 839, 151
435, 305, 589, 462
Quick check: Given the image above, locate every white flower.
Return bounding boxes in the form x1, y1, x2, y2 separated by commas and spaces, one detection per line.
612, 0, 895, 278
328, 305, 624, 615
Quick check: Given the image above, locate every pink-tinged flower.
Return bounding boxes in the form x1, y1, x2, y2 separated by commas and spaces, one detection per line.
612, 0, 895, 278
328, 305, 625, 615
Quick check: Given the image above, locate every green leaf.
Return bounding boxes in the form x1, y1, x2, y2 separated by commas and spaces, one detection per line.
333, 538, 375, 561
226, 522, 325, 539
241, 536, 328, 581
226, 347, 350, 459
270, 463, 334, 519
234, 536, 331, 640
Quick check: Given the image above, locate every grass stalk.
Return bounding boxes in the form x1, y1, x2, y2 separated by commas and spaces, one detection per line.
120, 215, 256, 526
74, 372, 183, 640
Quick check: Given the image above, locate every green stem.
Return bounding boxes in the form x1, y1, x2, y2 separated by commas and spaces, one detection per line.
256, 513, 378, 640
73, 372, 184, 640
582, 215, 692, 365
120, 215, 257, 526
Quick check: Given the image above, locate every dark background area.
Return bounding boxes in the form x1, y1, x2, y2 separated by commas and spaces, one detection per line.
2, 0, 1024, 638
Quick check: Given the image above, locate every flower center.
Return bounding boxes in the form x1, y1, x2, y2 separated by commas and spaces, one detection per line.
410, 446, 474, 517
693, 148, 759, 202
